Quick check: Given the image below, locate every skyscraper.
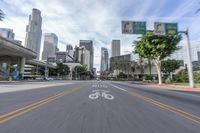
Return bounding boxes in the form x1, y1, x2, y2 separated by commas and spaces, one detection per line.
169, 41, 200, 64
66, 44, 74, 58
111, 40, 120, 57
0, 28, 15, 40
101, 47, 109, 72
73, 46, 90, 70
42, 33, 58, 60
25, 8, 42, 60
79, 40, 94, 70
66, 44, 73, 51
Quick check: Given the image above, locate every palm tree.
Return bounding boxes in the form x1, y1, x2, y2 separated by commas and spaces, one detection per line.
0, 9, 5, 21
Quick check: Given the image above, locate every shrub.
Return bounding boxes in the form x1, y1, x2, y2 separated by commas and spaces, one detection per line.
145, 75, 154, 80
194, 72, 200, 83
118, 72, 127, 79
174, 70, 188, 82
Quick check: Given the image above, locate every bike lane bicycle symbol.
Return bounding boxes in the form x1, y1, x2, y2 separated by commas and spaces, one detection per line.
89, 90, 114, 100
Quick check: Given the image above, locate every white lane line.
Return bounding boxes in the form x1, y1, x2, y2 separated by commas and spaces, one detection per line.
110, 84, 127, 92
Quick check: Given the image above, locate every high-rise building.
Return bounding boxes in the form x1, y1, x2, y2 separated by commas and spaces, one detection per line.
55, 51, 73, 63
111, 40, 120, 57
73, 46, 79, 63
66, 44, 74, 58
101, 47, 109, 72
169, 42, 200, 64
74, 46, 90, 70
0, 28, 15, 40
42, 33, 58, 60
197, 51, 200, 62
25, 8, 42, 60
79, 40, 93, 70
66, 44, 73, 51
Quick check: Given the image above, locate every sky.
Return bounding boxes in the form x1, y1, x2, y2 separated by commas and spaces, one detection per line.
0, 0, 200, 71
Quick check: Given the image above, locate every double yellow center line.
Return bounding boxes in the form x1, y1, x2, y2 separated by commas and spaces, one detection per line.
129, 91, 200, 125
0, 87, 81, 124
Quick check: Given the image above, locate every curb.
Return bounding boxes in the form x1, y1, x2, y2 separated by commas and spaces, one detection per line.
144, 84, 200, 92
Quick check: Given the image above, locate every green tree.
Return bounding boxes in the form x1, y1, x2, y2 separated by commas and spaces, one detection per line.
118, 72, 127, 79
74, 65, 87, 79
161, 59, 180, 80
49, 68, 57, 76
0, 9, 5, 21
56, 63, 70, 76
135, 32, 182, 84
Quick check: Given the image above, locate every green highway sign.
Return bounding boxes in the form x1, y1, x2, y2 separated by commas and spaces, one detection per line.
132, 21, 146, 34
122, 21, 146, 34
154, 22, 178, 36
165, 23, 178, 35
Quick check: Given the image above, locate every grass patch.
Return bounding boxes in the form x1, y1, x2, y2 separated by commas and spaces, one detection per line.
171, 83, 200, 87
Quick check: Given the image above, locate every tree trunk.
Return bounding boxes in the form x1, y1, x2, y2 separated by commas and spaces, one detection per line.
148, 58, 151, 76
170, 72, 173, 81
154, 59, 162, 85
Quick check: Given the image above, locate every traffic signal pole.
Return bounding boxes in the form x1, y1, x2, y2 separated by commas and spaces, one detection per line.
179, 28, 194, 88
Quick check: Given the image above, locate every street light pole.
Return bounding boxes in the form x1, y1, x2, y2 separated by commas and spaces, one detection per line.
185, 28, 194, 88
179, 28, 194, 88
45, 52, 49, 80
75, 67, 77, 80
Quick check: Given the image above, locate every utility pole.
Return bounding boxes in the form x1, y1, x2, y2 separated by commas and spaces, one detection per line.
75, 67, 77, 80
179, 28, 194, 88
45, 52, 49, 80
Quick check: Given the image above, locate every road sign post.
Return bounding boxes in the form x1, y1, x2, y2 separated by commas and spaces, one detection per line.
180, 28, 194, 88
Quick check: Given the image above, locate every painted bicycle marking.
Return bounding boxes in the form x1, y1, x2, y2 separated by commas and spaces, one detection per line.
89, 90, 114, 100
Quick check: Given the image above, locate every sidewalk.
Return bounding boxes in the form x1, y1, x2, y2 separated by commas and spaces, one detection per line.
144, 83, 200, 92
0, 81, 72, 93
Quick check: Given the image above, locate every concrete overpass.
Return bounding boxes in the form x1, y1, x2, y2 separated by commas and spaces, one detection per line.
0, 36, 37, 78
26, 59, 56, 69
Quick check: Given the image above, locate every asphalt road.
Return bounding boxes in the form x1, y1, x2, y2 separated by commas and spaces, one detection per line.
0, 80, 200, 133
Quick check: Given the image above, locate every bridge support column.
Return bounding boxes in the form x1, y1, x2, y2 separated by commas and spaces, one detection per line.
17, 57, 26, 79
